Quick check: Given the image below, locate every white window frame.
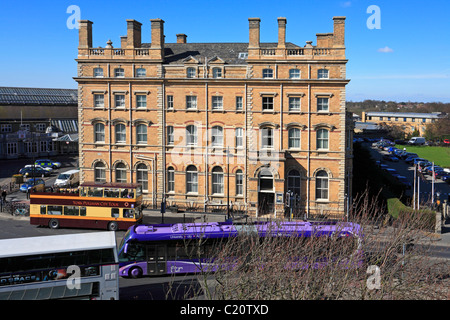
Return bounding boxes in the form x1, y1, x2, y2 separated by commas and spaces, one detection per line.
186, 96, 197, 110
212, 96, 223, 110
288, 128, 301, 149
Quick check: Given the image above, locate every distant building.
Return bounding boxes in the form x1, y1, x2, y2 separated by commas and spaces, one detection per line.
361, 111, 445, 137
0, 87, 78, 159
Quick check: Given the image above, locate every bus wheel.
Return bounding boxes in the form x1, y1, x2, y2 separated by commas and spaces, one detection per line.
49, 219, 60, 229
108, 221, 118, 231
129, 267, 143, 279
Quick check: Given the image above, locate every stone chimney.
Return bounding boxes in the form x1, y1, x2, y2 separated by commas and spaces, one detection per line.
126, 19, 142, 48
333, 16, 346, 47
177, 34, 187, 44
78, 20, 93, 48
151, 19, 165, 48
277, 17, 287, 48
248, 18, 261, 48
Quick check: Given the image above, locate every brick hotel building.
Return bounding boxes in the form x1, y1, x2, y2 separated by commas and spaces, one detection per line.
75, 16, 353, 218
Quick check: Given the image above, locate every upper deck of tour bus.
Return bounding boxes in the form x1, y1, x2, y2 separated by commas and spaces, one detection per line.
122, 221, 363, 242
30, 182, 143, 200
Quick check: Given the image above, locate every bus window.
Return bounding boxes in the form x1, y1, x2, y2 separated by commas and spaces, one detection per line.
64, 206, 79, 216
123, 209, 135, 219
40, 205, 47, 215
111, 208, 120, 218
80, 207, 87, 216
120, 189, 128, 198
48, 206, 62, 215
88, 187, 103, 197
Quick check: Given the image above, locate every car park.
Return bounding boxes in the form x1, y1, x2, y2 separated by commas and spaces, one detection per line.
19, 166, 51, 177
20, 178, 46, 193
423, 165, 443, 175
412, 158, 428, 166
35, 159, 62, 169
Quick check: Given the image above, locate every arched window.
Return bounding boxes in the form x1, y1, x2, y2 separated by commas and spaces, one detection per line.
315, 170, 329, 200
287, 169, 301, 196
235, 169, 243, 196
136, 163, 148, 192
211, 126, 223, 147
94, 162, 106, 183
136, 124, 147, 144
136, 68, 146, 77
212, 167, 224, 194
288, 128, 301, 149
115, 162, 127, 183
94, 123, 105, 143
186, 165, 198, 193
167, 166, 175, 193
115, 123, 126, 144
317, 129, 329, 150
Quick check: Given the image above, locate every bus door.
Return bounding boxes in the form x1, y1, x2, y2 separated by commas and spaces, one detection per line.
146, 244, 167, 275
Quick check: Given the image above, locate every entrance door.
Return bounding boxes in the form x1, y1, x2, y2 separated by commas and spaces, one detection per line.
258, 193, 274, 216
147, 244, 167, 275
258, 169, 274, 215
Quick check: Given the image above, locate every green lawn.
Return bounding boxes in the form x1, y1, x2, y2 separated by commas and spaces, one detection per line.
395, 145, 450, 168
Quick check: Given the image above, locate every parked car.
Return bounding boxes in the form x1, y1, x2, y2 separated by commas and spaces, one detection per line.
23, 164, 52, 173
383, 154, 399, 162
405, 155, 420, 164
35, 159, 62, 169
423, 166, 443, 175
20, 178, 46, 193
53, 170, 80, 188
407, 137, 426, 145
443, 139, 449, 145
400, 152, 417, 160
19, 166, 51, 177
413, 158, 428, 166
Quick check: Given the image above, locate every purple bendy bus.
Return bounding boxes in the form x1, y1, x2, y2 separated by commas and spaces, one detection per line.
118, 221, 363, 278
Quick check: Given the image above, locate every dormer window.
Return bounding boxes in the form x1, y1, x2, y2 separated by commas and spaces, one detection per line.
212, 67, 222, 78
187, 67, 196, 78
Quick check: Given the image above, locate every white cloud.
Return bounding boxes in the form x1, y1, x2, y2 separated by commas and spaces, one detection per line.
378, 46, 394, 53
340, 1, 352, 7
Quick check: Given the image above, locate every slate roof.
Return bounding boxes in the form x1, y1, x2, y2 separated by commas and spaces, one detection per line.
365, 111, 445, 119
0, 87, 78, 106
141, 42, 301, 65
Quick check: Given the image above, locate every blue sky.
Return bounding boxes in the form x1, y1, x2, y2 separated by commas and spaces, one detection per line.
1, 0, 449, 102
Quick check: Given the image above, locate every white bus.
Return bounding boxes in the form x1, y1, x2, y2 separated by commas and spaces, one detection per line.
0, 232, 119, 300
